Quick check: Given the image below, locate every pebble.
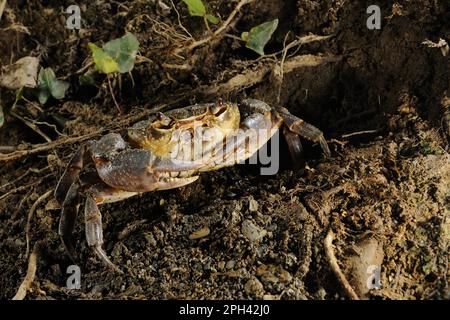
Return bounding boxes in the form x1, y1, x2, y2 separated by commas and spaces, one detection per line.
226, 260, 236, 270
256, 264, 293, 285
217, 261, 225, 271
241, 219, 267, 242
248, 197, 259, 212
244, 277, 264, 296
189, 226, 210, 240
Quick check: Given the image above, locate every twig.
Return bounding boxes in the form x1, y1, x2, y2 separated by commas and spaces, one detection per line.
212, 0, 253, 39
0, 146, 16, 153
201, 54, 341, 98
0, 166, 50, 191
0, 101, 178, 162
276, 32, 292, 104
173, 0, 254, 55
328, 138, 348, 147
260, 33, 334, 61
32, 119, 66, 138
170, 0, 193, 38
324, 230, 360, 300
203, 14, 212, 34
11, 188, 33, 220
0, 176, 51, 202
10, 111, 52, 143
224, 33, 245, 42
12, 241, 42, 300
118, 219, 148, 240
25, 189, 53, 257
0, 132, 99, 162
73, 60, 94, 75
341, 129, 381, 139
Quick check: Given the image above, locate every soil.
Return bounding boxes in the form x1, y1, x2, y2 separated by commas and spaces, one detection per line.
0, 0, 449, 300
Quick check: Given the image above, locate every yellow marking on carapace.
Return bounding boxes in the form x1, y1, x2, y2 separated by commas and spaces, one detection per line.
134, 104, 241, 158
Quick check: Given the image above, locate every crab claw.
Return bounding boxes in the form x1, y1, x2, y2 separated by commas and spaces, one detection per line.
92, 147, 203, 192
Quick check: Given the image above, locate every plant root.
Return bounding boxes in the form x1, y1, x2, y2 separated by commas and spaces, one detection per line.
324, 229, 360, 300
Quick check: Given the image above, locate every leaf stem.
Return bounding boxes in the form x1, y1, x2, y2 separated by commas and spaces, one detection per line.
107, 75, 122, 114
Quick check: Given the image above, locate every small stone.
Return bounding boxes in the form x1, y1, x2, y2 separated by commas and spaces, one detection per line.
241, 219, 267, 242
14, 238, 25, 247
217, 261, 225, 271
144, 233, 157, 246
45, 198, 60, 211
244, 277, 264, 296
91, 284, 105, 294
256, 264, 293, 285
226, 260, 236, 270
189, 226, 210, 240
249, 197, 259, 212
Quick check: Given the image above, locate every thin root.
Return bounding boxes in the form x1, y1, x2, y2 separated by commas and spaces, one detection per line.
107, 75, 122, 114
25, 189, 53, 257
324, 229, 360, 300
12, 241, 42, 300
0, 103, 172, 162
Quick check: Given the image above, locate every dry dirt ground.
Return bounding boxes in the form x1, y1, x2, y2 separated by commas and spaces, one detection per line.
0, 0, 449, 300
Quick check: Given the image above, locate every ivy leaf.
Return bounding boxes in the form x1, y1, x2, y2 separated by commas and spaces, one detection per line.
103, 33, 140, 73
242, 19, 279, 56
88, 43, 120, 74
181, 0, 206, 17
36, 68, 69, 104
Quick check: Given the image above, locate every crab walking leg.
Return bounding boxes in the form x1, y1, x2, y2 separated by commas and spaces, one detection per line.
82, 175, 199, 272
59, 182, 81, 260
283, 126, 304, 165
84, 194, 119, 272
84, 185, 141, 273
276, 107, 331, 158
55, 145, 92, 260
54, 145, 85, 205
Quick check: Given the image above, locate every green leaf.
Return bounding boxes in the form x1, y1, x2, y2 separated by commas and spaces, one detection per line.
103, 33, 140, 73
37, 68, 69, 104
243, 19, 279, 56
181, 0, 206, 17
79, 73, 96, 86
37, 88, 50, 105
88, 43, 119, 74
206, 14, 219, 24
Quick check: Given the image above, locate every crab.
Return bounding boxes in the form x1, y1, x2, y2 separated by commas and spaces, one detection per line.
55, 99, 330, 271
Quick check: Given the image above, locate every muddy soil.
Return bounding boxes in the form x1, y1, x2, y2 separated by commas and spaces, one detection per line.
0, 0, 448, 300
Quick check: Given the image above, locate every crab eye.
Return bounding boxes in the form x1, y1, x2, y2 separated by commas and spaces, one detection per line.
154, 112, 172, 126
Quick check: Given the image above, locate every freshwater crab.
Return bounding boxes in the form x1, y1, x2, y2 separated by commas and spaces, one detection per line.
55, 99, 330, 271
